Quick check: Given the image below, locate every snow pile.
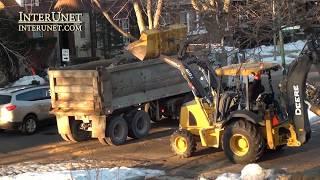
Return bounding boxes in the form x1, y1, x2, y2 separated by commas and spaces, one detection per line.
1, 166, 164, 180
309, 109, 320, 124
11, 75, 46, 87
245, 40, 306, 64
214, 164, 288, 180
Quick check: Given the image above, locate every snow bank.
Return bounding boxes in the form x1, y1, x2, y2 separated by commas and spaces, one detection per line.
11, 75, 46, 87
1, 167, 165, 180
245, 40, 306, 64
309, 109, 320, 124
213, 164, 288, 180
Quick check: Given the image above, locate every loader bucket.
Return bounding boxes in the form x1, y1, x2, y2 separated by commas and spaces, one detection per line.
127, 24, 187, 60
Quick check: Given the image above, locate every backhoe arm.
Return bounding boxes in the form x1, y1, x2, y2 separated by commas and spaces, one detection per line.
281, 37, 320, 144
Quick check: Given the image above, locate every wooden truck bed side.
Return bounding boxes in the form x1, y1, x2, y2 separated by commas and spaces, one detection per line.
49, 70, 103, 116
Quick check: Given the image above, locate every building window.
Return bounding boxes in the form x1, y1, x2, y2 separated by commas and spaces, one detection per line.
32, 31, 43, 38
118, 18, 130, 44
23, 0, 39, 7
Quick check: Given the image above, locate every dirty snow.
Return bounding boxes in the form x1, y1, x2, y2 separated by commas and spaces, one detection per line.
1, 167, 164, 180
10, 75, 46, 87
0, 161, 164, 180
213, 164, 288, 180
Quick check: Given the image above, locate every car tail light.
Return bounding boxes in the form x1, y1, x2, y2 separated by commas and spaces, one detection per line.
5, 104, 16, 111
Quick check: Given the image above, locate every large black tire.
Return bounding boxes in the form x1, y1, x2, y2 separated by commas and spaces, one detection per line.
145, 102, 161, 123
222, 120, 265, 164
128, 111, 151, 139
20, 114, 38, 135
105, 116, 128, 146
69, 120, 91, 142
170, 129, 196, 158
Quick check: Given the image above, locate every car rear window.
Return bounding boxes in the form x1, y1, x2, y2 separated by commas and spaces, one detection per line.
0, 95, 11, 105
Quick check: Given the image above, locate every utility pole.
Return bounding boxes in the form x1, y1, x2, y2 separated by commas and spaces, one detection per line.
272, 0, 277, 62
279, 30, 286, 74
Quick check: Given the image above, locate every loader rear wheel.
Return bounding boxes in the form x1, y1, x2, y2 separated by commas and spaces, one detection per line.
223, 120, 265, 164
104, 116, 128, 146
128, 111, 151, 139
170, 129, 196, 158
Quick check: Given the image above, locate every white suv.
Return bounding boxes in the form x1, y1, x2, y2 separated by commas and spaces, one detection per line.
0, 85, 54, 134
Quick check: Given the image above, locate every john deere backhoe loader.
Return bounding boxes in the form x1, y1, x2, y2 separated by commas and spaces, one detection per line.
155, 34, 320, 164
127, 25, 320, 163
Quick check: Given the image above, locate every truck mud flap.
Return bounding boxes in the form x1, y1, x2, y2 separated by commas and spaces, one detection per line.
91, 116, 106, 138
56, 115, 106, 141
56, 115, 72, 135
56, 115, 78, 142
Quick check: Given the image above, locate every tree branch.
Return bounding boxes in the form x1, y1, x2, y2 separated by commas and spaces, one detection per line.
147, 0, 153, 29
133, 0, 146, 32
153, 0, 163, 28
93, 0, 137, 40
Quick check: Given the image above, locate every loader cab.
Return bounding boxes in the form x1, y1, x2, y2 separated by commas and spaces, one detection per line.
215, 62, 282, 113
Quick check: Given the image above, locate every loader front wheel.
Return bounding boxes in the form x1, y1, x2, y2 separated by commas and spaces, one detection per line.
170, 129, 196, 158
105, 116, 128, 146
223, 120, 265, 164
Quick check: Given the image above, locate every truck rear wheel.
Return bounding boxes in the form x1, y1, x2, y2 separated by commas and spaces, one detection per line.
60, 120, 91, 142
104, 116, 128, 146
70, 120, 91, 142
222, 120, 265, 164
128, 111, 151, 139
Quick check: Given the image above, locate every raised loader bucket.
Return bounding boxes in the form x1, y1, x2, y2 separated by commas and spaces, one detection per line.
127, 24, 187, 60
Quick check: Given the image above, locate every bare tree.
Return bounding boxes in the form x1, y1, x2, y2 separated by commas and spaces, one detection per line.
54, 0, 166, 40
191, 0, 320, 48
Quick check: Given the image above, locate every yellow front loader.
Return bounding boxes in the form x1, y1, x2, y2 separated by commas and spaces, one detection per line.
128, 26, 320, 164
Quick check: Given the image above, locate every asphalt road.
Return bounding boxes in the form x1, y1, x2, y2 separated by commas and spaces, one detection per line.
0, 125, 61, 154
0, 118, 320, 178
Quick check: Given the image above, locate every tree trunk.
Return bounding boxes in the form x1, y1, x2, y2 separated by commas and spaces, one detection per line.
153, 0, 163, 29
133, 0, 146, 33
223, 0, 231, 13
93, 0, 137, 40
147, 0, 153, 29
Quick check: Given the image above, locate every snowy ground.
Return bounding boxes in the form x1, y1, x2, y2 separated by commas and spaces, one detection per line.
208, 164, 289, 180
245, 40, 306, 64
0, 160, 164, 180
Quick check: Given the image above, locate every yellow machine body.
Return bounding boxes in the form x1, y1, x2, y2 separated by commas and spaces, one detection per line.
179, 98, 222, 148
127, 24, 187, 60
177, 61, 303, 153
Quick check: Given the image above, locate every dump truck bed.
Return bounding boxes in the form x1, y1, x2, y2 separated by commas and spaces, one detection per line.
49, 58, 190, 116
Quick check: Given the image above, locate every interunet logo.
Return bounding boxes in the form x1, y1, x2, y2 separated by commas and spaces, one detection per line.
18, 12, 83, 32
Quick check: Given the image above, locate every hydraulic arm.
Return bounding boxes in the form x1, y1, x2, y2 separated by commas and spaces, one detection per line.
280, 35, 320, 144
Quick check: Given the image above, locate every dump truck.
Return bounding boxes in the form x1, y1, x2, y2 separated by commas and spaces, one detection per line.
49, 24, 191, 145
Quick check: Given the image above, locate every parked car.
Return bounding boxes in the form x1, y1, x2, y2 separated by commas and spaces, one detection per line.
0, 85, 54, 134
